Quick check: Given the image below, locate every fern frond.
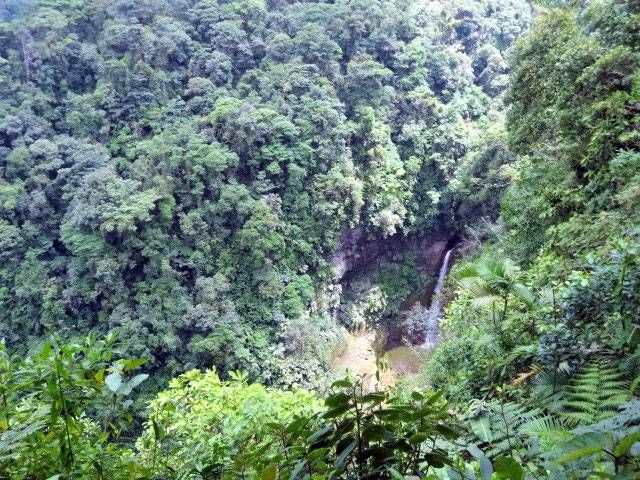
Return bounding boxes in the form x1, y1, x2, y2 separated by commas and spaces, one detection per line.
559, 360, 630, 425
572, 399, 640, 434
468, 401, 547, 457
563, 411, 599, 424
620, 348, 640, 380
470, 295, 503, 309
519, 415, 567, 436
506, 346, 539, 366
519, 415, 571, 450
0, 418, 47, 455
532, 369, 571, 408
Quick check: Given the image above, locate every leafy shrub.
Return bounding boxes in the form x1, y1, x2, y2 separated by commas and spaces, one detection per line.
0, 334, 147, 480
136, 369, 320, 478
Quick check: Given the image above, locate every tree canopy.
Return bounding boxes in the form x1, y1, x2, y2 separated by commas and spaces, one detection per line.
0, 0, 531, 384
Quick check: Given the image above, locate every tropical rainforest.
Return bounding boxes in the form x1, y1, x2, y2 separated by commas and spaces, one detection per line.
0, 0, 638, 478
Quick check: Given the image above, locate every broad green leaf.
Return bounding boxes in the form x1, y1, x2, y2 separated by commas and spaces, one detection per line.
493, 456, 524, 480
470, 417, 492, 442
128, 373, 148, 389
120, 358, 147, 371
335, 439, 356, 469
360, 392, 386, 404
630, 375, 640, 395
613, 431, 640, 457
478, 455, 493, 480
290, 460, 306, 480
362, 424, 385, 442
117, 373, 148, 396
424, 390, 444, 406
467, 445, 492, 480
151, 418, 163, 441
435, 424, 459, 440
285, 417, 308, 435
307, 447, 329, 461
331, 379, 352, 389
105, 371, 122, 393
424, 451, 451, 468
387, 467, 404, 480
262, 463, 277, 480
558, 446, 603, 463
307, 425, 333, 444
408, 432, 428, 444
323, 404, 350, 419
325, 393, 350, 408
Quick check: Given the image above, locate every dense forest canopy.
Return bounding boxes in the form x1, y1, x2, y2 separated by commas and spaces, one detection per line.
0, 0, 639, 478
0, 0, 530, 383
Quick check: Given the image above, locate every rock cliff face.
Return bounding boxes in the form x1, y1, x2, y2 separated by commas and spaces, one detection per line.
327, 227, 457, 348
331, 227, 454, 283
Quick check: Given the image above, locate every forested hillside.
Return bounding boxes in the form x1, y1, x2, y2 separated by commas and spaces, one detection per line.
0, 0, 639, 479
0, 0, 530, 384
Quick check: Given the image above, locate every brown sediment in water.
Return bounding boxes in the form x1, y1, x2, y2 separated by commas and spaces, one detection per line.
330, 239, 458, 384
330, 330, 396, 389
330, 332, 435, 387
385, 346, 430, 375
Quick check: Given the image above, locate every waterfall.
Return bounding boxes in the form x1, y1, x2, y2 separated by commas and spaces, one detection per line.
422, 249, 453, 350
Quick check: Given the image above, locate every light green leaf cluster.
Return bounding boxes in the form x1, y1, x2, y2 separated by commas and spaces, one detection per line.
137, 368, 320, 476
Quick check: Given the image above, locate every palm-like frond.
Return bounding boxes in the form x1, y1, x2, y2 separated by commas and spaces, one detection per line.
468, 401, 545, 458
532, 369, 571, 411
513, 283, 536, 309
476, 257, 517, 281
456, 256, 536, 312
519, 415, 567, 436
536, 287, 557, 307
458, 277, 495, 298
506, 345, 539, 365
620, 347, 640, 382
470, 294, 503, 310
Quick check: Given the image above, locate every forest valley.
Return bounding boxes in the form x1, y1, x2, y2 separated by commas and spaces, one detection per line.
0, 0, 639, 478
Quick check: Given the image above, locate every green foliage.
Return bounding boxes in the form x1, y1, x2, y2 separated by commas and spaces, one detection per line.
467, 399, 553, 459
244, 377, 525, 480
504, 0, 640, 263
1, 332, 531, 480
552, 399, 640, 477
0, 334, 148, 480
137, 368, 319, 478
457, 256, 534, 329
557, 360, 629, 426
0, 0, 532, 384
1, 0, 639, 478
426, 330, 508, 402
281, 380, 461, 479
374, 254, 423, 318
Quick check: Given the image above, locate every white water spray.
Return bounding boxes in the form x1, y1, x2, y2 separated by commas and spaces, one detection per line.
422, 249, 453, 350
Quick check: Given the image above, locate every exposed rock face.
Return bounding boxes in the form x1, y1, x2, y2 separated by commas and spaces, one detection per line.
331, 227, 453, 283
329, 227, 457, 348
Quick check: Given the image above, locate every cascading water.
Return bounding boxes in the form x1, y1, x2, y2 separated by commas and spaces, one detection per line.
422, 249, 453, 350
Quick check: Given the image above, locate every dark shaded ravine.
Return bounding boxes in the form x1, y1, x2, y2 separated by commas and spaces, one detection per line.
331, 227, 454, 285
384, 244, 457, 375
331, 227, 458, 349
327, 227, 461, 379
